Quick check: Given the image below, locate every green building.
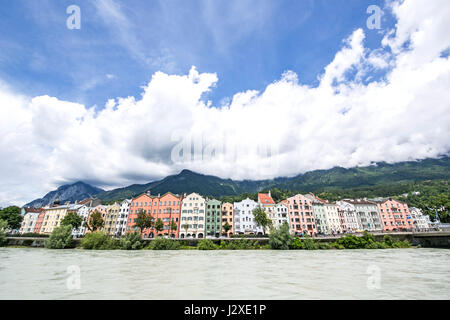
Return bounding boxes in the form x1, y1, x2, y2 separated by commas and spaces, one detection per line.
206, 199, 222, 237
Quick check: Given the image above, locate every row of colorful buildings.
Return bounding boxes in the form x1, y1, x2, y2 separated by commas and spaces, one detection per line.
19, 191, 433, 238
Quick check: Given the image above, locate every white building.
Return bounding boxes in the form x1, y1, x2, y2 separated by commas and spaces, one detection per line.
336, 201, 360, 232
180, 192, 206, 238
338, 200, 383, 232
72, 205, 91, 238
233, 198, 264, 235
115, 199, 131, 237
410, 207, 431, 230
272, 202, 289, 230
19, 212, 40, 234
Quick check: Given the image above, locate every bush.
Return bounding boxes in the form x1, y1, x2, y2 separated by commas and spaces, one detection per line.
197, 239, 217, 250
119, 232, 143, 250
45, 225, 74, 249
148, 238, 180, 250
383, 235, 393, 247
318, 242, 332, 250
302, 235, 318, 250
392, 240, 411, 248
269, 223, 293, 250
289, 237, 303, 249
81, 231, 118, 250
330, 242, 345, 249
0, 219, 7, 247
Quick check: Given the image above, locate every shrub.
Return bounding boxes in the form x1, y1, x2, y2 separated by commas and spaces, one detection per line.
45, 225, 74, 249
330, 242, 345, 250
318, 242, 332, 250
119, 232, 143, 250
392, 240, 411, 248
81, 231, 118, 250
337, 235, 363, 249
148, 238, 180, 250
0, 219, 8, 247
197, 239, 217, 250
383, 235, 393, 247
269, 223, 293, 250
289, 237, 303, 249
302, 235, 318, 250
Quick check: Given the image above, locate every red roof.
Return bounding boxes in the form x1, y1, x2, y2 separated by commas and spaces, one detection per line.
258, 193, 275, 205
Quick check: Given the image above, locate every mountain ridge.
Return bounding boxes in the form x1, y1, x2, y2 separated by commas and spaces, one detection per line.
23, 156, 450, 206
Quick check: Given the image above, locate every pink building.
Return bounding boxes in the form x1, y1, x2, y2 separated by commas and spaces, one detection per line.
286, 194, 317, 236
373, 198, 413, 231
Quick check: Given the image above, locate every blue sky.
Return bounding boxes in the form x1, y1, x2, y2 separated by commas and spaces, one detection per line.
0, 0, 393, 108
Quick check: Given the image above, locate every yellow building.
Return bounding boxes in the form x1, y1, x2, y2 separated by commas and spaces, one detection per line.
103, 203, 120, 236
40, 205, 70, 234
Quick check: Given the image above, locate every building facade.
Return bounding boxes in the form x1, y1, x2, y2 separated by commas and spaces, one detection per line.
273, 202, 289, 230
115, 199, 131, 236
40, 205, 70, 234
286, 194, 317, 236
128, 192, 183, 238
410, 207, 431, 230
221, 202, 234, 237
104, 203, 120, 236
257, 192, 276, 234
337, 201, 359, 233
341, 200, 383, 232
233, 198, 263, 235
373, 198, 413, 231
205, 199, 222, 237
180, 192, 205, 238
19, 212, 40, 234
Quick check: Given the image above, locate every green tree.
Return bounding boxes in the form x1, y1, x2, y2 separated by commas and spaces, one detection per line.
154, 218, 164, 234
81, 231, 118, 250
148, 237, 180, 250
269, 222, 293, 250
0, 219, 8, 247
222, 222, 232, 236
169, 219, 177, 237
85, 210, 104, 232
60, 211, 83, 230
44, 225, 73, 249
252, 206, 272, 234
197, 239, 217, 250
134, 209, 154, 234
0, 206, 23, 230
119, 231, 143, 250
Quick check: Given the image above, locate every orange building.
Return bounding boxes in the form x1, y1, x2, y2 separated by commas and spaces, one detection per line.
221, 202, 234, 237
373, 198, 413, 231
33, 209, 46, 234
128, 192, 183, 238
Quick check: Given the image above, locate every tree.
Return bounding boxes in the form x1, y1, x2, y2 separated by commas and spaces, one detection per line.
269, 222, 293, 250
134, 209, 154, 234
222, 222, 232, 236
252, 206, 272, 234
0, 219, 8, 246
154, 218, 164, 235
170, 219, 177, 237
44, 225, 73, 249
61, 211, 82, 230
85, 210, 104, 232
0, 206, 23, 230
183, 223, 189, 235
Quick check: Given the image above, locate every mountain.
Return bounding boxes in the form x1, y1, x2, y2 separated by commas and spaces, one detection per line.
96, 156, 450, 202
24, 181, 104, 208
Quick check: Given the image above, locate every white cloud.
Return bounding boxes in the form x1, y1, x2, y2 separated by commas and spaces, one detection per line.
0, 0, 449, 207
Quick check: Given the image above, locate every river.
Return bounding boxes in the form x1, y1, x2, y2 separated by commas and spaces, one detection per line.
0, 248, 448, 299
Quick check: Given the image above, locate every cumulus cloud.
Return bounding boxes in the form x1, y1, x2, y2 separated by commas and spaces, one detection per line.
0, 0, 449, 206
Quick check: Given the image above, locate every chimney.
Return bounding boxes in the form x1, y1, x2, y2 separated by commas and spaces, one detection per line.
146, 189, 151, 196
268, 190, 271, 197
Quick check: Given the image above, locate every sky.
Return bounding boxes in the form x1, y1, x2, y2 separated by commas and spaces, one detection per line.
0, 0, 449, 206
